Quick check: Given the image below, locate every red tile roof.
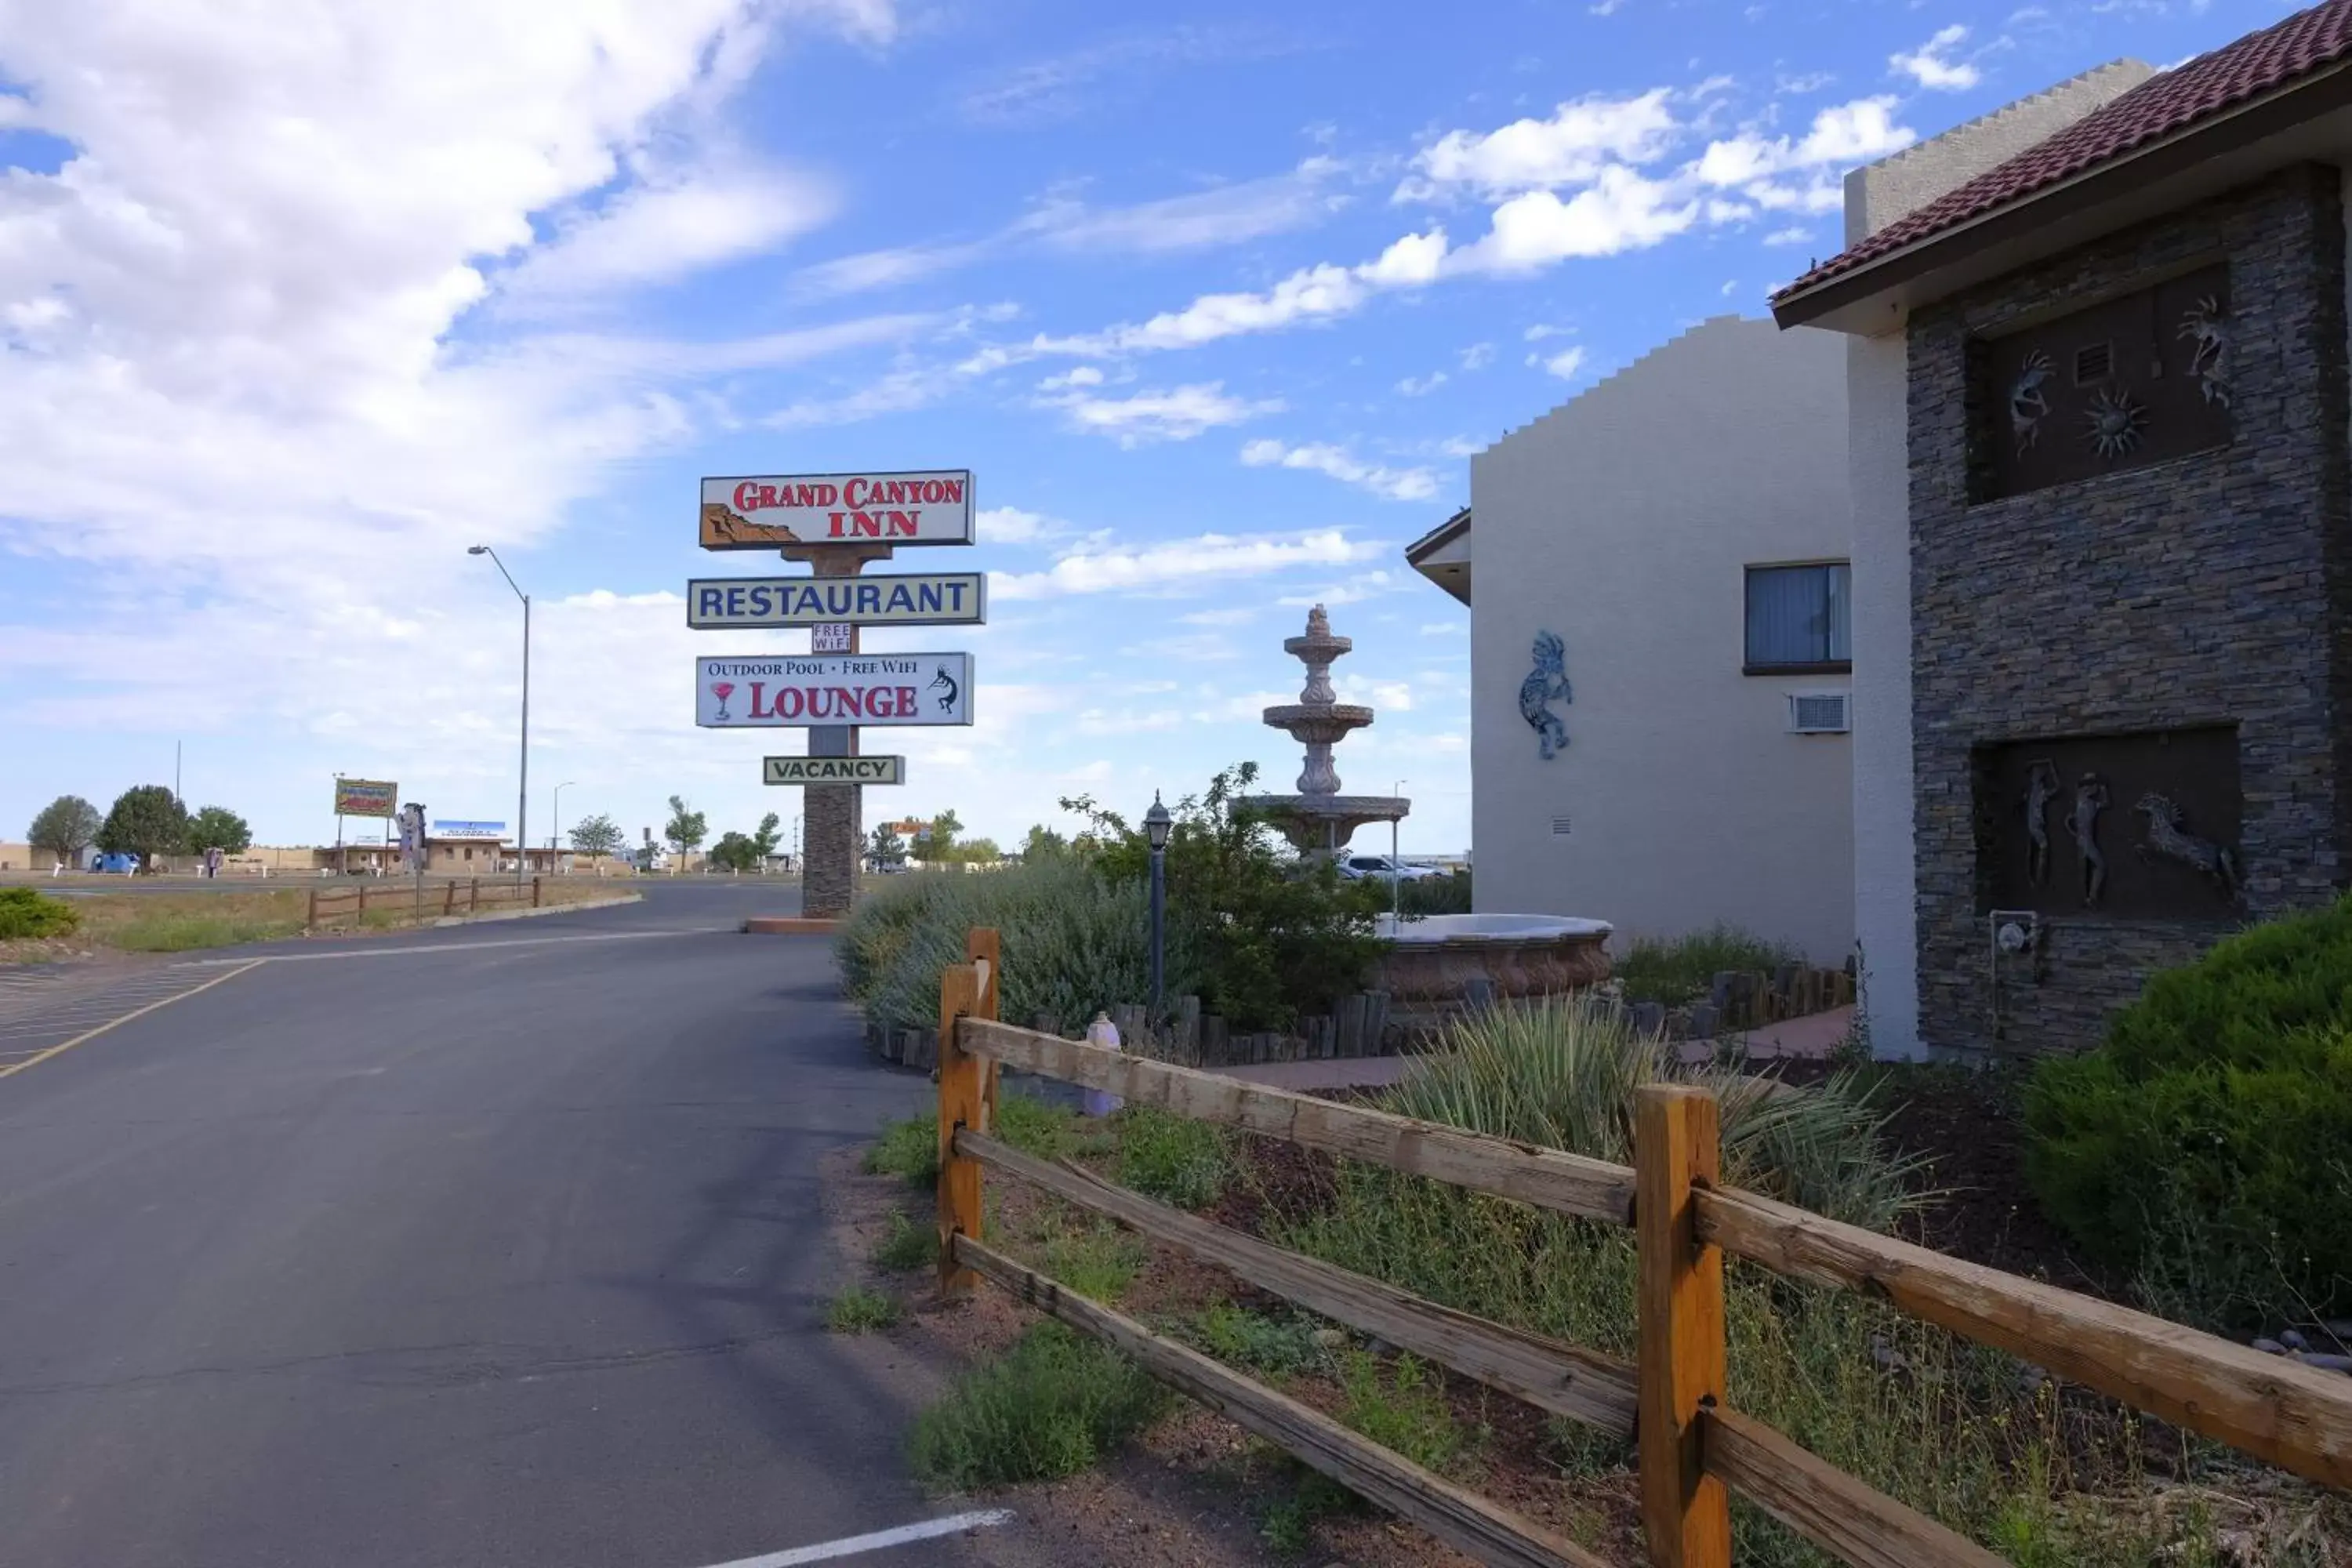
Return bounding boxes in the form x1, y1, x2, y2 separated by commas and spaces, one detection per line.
1774, 0, 2352, 301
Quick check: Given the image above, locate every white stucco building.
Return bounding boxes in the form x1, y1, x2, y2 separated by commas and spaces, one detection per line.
1408, 316, 1856, 962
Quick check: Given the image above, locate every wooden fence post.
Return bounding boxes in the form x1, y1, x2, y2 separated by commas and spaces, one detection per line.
532, 875, 543, 909
937, 961, 984, 1298
443, 881, 456, 916
966, 927, 1002, 1127
469, 877, 479, 914
358, 886, 368, 920
1635, 1084, 1731, 1568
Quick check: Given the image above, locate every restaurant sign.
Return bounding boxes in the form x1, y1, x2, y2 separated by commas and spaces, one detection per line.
764, 756, 905, 786
699, 470, 975, 550
333, 779, 398, 818
697, 653, 973, 728
685, 573, 985, 629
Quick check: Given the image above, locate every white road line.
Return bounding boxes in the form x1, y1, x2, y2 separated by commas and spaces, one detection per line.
183, 927, 739, 965
694, 1512, 1014, 1568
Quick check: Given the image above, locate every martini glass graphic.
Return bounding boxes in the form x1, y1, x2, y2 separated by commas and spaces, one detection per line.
710, 681, 736, 721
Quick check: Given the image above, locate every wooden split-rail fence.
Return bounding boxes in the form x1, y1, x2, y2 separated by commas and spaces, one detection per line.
307, 876, 543, 931
930, 925, 2352, 1568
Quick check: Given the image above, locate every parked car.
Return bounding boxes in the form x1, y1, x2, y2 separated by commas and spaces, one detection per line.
1336, 854, 1445, 883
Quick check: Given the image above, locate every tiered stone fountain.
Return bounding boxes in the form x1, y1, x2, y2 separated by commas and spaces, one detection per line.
1247, 605, 1410, 858
1244, 605, 1614, 1006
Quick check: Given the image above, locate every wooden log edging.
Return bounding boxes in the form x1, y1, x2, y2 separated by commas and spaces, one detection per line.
956, 1128, 1637, 1437
1695, 1185, 2352, 1493
953, 1235, 1606, 1568
960, 1018, 1637, 1226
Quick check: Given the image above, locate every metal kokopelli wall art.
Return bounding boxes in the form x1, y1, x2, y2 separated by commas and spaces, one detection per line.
1520, 631, 1571, 760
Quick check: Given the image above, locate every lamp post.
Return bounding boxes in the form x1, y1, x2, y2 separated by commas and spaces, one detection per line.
1144, 792, 1172, 1014
551, 780, 575, 873
468, 545, 529, 883
1392, 779, 1407, 927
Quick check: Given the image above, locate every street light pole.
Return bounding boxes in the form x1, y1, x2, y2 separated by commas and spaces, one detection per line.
469, 546, 529, 883
551, 781, 575, 869
1144, 793, 1172, 1015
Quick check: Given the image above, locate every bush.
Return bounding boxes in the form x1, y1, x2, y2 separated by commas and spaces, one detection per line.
1396, 869, 1472, 917
1188, 1305, 1329, 1379
2025, 899, 2352, 1325
863, 1112, 938, 1188
826, 1285, 902, 1333
873, 1211, 937, 1272
909, 1323, 1167, 1490
0, 887, 79, 940
1614, 923, 1804, 1007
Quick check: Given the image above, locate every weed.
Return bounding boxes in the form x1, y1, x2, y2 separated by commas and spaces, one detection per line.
826, 1285, 901, 1334
909, 1323, 1166, 1490
1114, 1105, 1232, 1210
1334, 1350, 1469, 1476
995, 1091, 1092, 1161
1614, 922, 1802, 1007
1256, 1494, 1312, 1557
863, 1112, 938, 1188
1035, 1218, 1145, 1302
1544, 1414, 1632, 1479
1189, 1304, 1327, 1378
872, 1210, 936, 1272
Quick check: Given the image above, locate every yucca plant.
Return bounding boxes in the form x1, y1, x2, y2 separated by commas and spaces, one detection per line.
1383, 997, 1922, 1231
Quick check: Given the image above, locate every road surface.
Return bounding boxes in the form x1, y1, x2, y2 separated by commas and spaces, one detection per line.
0, 884, 982, 1568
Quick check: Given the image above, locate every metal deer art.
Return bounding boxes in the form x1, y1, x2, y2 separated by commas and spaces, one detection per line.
2024, 759, 2060, 887
2179, 294, 2232, 409
2135, 793, 2241, 902
1520, 631, 1572, 760
2071, 772, 2110, 909
2010, 350, 2054, 452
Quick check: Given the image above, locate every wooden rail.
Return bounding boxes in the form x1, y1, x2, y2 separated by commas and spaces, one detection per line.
306, 876, 544, 931
934, 932, 2352, 1568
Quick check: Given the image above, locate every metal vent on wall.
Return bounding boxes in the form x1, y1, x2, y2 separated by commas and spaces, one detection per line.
1550, 815, 1573, 837
1788, 692, 1851, 734
2072, 341, 2112, 385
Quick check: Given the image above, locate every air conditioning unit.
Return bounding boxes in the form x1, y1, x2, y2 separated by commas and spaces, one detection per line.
1788, 691, 1852, 735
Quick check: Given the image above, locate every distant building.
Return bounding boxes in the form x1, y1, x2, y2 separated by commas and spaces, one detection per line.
1406, 316, 1855, 961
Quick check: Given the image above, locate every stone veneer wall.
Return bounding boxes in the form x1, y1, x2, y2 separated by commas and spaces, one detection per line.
1906, 165, 2352, 1055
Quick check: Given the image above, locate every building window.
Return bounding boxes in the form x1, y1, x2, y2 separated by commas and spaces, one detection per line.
1744, 562, 1851, 673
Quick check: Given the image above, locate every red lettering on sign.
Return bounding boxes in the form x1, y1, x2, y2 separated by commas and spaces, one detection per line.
898, 686, 916, 715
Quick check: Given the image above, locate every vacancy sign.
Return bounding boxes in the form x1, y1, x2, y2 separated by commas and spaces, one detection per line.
765, 756, 905, 786
685, 573, 985, 629
699, 470, 975, 550
697, 653, 974, 728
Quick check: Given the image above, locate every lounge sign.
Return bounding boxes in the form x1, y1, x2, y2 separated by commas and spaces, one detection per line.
764, 756, 904, 786
699, 470, 975, 550
696, 653, 974, 728
685, 573, 985, 629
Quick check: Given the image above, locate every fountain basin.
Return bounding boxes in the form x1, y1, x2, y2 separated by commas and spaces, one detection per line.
1370, 913, 1615, 1004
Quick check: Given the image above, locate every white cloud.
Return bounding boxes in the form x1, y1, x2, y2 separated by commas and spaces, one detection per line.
1891, 25, 1981, 91
1399, 89, 1679, 198
1240, 439, 1439, 502
1395, 371, 1448, 396
992, 529, 1385, 600
1449, 167, 1698, 272
1039, 365, 1105, 390
1763, 225, 1813, 245
1458, 342, 1495, 371
977, 505, 1064, 544
1046, 382, 1283, 445
1530, 347, 1588, 379
498, 161, 837, 308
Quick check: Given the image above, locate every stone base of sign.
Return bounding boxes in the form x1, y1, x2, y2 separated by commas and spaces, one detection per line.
742, 916, 840, 935
802, 782, 861, 918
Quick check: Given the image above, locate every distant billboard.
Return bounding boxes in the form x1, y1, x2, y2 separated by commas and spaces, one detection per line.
429, 820, 506, 841
335, 779, 398, 818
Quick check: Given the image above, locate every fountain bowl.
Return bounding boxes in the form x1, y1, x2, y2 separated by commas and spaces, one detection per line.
1370, 913, 1614, 1005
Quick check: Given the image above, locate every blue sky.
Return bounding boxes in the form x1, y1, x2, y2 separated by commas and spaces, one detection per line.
0, 0, 2274, 858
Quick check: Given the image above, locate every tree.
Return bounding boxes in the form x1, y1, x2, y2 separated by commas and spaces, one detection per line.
750, 811, 782, 862
868, 823, 906, 869
1020, 823, 1069, 862
27, 795, 102, 867
186, 805, 253, 855
569, 813, 623, 860
96, 786, 188, 872
664, 795, 707, 869
913, 808, 963, 863
707, 830, 761, 872
958, 836, 1003, 865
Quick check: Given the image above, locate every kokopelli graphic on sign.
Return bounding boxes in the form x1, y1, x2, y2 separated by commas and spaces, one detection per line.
929, 663, 960, 714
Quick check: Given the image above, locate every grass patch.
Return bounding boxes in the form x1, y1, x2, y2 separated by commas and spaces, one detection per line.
826, 1284, 902, 1334
1034, 1216, 1145, 1302
863, 1111, 938, 1188
1113, 1105, 1232, 1210
1613, 921, 1803, 1007
1189, 1304, 1328, 1379
1334, 1350, 1472, 1477
872, 1210, 937, 1272
909, 1322, 1166, 1490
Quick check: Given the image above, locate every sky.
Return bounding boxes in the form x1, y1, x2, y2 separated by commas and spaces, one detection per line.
0, 0, 2279, 858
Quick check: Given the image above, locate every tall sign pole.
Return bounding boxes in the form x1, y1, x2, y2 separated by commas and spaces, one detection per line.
788, 541, 892, 919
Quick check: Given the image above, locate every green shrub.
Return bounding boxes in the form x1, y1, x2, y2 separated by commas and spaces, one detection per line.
1114, 1105, 1232, 1210
1035, 1218, 1146, 1301
1335, 1350, 1471, 1476
873, 1210, 937, 1272
1614, 922, 1803, 1007
0, 887, 80, 940
1189, 1304, 1329, 1378
909, 1323, 1166, 1490
863, 1112, 938, 1188
826, 1284, 902, 1333
1396, 869, 1472, 916
2026, 900, 2352, 1324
